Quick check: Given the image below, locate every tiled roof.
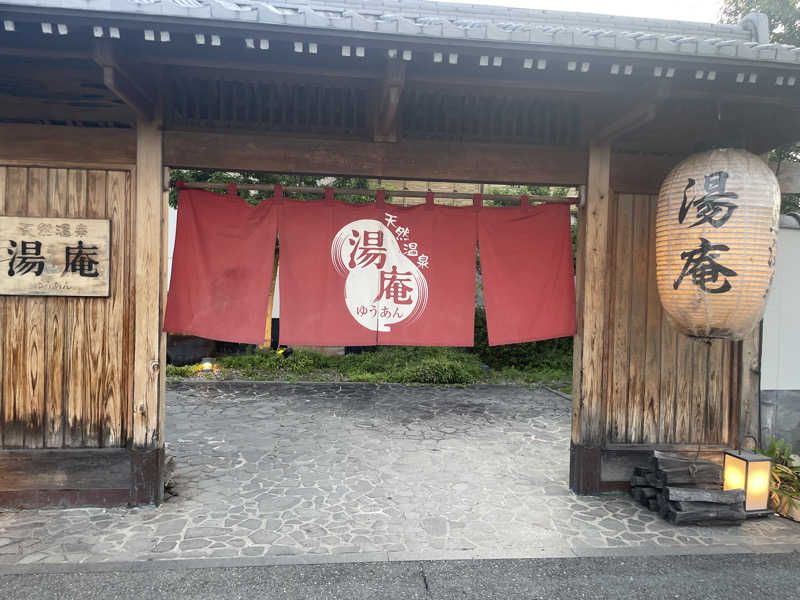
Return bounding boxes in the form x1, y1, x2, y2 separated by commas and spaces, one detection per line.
4, 0, 800, 65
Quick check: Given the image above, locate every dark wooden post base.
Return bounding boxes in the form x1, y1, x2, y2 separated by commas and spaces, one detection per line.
569, 443, 602, 495
0, 448, 164, 509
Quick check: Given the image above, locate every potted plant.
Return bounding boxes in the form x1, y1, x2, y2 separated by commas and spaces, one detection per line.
759, 437, 800, 521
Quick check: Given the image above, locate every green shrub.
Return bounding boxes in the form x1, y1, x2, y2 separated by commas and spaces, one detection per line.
168, 319, 573, 388
473, 307, 573, 371
166, 364, 196, 378
287, 352, 323, 374
216, 350, 284, 379
336, 346, 484, 384
345, 369, 379, 383
759, 436, 800, 512
395, 354, 484, 385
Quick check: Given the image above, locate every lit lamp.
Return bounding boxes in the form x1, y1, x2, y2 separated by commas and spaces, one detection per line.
200, 357, 215, 373
723, 448, 772, 514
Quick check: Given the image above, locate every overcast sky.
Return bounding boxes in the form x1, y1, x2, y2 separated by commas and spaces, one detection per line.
442, 0, 725, 23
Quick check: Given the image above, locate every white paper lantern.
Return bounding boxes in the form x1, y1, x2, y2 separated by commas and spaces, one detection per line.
655, 148, 780, 339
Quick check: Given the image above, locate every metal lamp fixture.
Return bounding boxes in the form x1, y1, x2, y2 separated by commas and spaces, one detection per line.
655, 148, 780, 339
200, 357, 215, 373
723, 446, 772, 514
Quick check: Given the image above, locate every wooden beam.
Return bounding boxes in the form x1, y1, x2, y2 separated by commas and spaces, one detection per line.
152, 56, 379, 81
0, 124, 136, 167
140, 54, 677, 103
143, 53, 736, 101
374, 59, 406, 143
165, 129, 683, 191
593, 103, 658, 145
611, 153, 680, 195
102, 67, 154, 122
0, 46, 90, 60
592, 82, 670, 144
164, 130, 588, 185
0, 122, 675, 192
132, 120, 165, 455
94, 41, 155, 122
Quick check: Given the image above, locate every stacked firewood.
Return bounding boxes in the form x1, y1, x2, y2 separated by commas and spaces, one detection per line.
630, 451, 746, 524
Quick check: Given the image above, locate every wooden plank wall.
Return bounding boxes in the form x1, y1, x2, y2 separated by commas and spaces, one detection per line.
604, 193, 736, 446
0, 166, 133, 449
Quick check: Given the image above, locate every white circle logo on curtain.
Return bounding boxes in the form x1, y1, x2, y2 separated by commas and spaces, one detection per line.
331, 216, 429, 332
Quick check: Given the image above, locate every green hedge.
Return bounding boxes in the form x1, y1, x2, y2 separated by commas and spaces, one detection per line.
472, 307, 572, 370
166, 309, 573, 388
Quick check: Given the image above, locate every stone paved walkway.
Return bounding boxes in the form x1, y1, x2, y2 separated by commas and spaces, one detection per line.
0, 382, 797, 565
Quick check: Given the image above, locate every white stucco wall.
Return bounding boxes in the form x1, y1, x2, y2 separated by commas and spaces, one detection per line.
167, 205, 177, 288
761, 219, 800, 391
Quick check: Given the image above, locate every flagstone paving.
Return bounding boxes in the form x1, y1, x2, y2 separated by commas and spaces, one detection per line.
0, 382, 797, 566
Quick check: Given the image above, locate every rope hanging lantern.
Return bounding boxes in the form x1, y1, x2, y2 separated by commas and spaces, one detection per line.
655, 148, 780, 340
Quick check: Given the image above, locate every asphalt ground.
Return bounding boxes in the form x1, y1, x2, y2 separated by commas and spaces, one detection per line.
1, 552, 798, 600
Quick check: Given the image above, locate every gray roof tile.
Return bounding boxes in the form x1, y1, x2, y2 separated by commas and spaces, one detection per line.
4, 0, 800, 66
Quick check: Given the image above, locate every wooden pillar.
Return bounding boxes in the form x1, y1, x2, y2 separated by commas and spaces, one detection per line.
131, 119, 166, 504
737, 324, 761, 449
570, 143, 612, 494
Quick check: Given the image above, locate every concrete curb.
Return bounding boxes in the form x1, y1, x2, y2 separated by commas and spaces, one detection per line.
0, 543, 797, 577
168, 380, 554, 390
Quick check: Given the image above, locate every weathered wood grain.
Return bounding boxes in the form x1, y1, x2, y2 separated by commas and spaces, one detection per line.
739, 325, 761, 448
124, 175, 136, 446
0, 165, 133, 450
728, 342, 741, 446
103, 171, 127, 447
659, 316, 678, 443
3, 168, 28, 448
595, 190, 746, 453
690, 338, 709, 443
627, 195, 650, 443
159, 185, 168, 449
0, 124, 135, 168
133, 121, 164, 449
65, 169, 88, 447
164, 130, 678, 192
666, 506, 745, 525
166, 130, 588, 186
0, 449, 130, 491
721, 341, 732, 445
607, 193, 634, 443
666, 487, 744, 504
84, 171, 107, 447
22, 168, 48, 448
674, 333, 692, 443
571, 187, 588, 444
706, 340, 725, 444
44, 169, 68, 448
652, 450, 720, 467
577, 143, 611, 448
642, 195, 661, 444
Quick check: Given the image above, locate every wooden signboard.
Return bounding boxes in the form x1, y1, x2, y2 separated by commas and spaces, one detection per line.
0, 216, 110, 297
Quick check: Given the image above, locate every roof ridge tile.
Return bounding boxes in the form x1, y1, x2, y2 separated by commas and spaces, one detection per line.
7, 0, 800, 66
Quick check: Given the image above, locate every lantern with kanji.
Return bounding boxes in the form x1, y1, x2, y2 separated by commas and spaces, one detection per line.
655, 148, 780, 339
